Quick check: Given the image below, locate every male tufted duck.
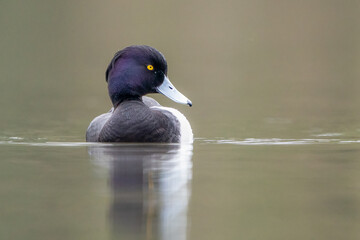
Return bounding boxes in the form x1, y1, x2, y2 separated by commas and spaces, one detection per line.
86, 45, 193, 143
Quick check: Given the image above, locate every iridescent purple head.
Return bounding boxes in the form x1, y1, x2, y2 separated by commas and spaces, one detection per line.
106, 45, 192, 107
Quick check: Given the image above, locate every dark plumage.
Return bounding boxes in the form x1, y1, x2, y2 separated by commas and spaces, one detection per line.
86, 45, 193, 143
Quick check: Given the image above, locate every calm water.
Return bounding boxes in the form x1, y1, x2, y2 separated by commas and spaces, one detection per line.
1, 138, 360, 240
1, 0, 360, 239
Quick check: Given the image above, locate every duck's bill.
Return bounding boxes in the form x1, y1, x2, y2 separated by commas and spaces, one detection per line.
156, 76, 192, 107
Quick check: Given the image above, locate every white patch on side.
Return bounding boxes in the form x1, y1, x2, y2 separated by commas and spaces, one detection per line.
151, 106, 193, 144
86, 108, 114, 141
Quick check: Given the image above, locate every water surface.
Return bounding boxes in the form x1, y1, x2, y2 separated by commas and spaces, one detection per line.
1, 137, 360, 240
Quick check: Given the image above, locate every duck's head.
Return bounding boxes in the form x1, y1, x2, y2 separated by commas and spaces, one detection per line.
106, 45, 192, 107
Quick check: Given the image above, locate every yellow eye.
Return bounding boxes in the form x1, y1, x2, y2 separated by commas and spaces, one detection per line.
147, 65, 154, 71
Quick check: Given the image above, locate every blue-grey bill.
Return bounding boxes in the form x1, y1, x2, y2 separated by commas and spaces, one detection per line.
156, 76, 192, 107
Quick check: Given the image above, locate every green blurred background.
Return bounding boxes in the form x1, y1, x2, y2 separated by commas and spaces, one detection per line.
1, 0, 359, 140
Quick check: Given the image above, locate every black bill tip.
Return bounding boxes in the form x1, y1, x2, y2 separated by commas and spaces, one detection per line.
187, 100, 192, 107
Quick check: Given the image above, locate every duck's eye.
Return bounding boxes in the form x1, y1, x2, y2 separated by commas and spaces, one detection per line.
147, 65, 154, 71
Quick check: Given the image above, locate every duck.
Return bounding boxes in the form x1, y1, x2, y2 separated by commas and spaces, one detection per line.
86, 45, 193, 143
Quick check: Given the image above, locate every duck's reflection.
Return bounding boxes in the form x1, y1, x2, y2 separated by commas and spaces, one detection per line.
88, 144, 193, 240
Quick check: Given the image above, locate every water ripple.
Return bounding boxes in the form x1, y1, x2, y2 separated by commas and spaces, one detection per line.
202, 138, 360, 145
0, 136, 187, 147
0, 136, 360, 147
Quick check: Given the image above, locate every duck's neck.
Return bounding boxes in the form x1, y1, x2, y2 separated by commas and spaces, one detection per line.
107, 74, 143, 107
112, 95, 142, 108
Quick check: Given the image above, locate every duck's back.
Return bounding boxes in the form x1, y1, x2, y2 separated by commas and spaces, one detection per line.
86, 97, 192, 143
98, 100, 181, 143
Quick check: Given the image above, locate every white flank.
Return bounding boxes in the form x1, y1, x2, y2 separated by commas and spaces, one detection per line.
151, 106, 193, 144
